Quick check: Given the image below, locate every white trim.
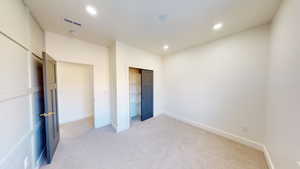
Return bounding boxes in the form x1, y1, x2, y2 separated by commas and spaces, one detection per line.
164, 113, 264, 151
0, 130, 32, 166
33, 120, 43, 134
263, 146, 275, 169
163, 113, 276, 168
115, 125, 127, 133
34, 148, 46, 169
29, 87, 42, 94
0, 87, 42, 103
112, 123, 118, 133
0, 88, 29, 103
0, 118, 44, 168
59, 114, 94, 125
0, 31, 29, 51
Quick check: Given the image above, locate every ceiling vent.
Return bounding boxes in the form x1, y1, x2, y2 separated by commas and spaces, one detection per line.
64, 18, 82, 27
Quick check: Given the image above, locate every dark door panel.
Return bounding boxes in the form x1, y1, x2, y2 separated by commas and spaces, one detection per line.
141, 69, 153, 121
42, 52, 60, 164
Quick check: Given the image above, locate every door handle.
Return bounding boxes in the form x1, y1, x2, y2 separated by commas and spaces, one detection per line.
40, 112, 56, 117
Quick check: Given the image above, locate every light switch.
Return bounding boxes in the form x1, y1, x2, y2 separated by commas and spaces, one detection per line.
297, 161, 300, 167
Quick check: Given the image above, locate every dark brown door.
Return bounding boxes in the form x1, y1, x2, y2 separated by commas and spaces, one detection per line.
42, 52, 60, 164
141, 69, 154, 121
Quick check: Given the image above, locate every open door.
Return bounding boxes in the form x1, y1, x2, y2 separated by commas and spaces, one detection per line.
141, 69, 154, 121
41, 52, 60, 164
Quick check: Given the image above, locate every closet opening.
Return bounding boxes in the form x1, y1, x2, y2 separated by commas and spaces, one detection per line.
129, 67, 154, 126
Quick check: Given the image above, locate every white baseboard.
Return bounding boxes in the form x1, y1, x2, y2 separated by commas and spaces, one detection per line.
112, 123, 119, 133
60, 114, 94, 125
164, 113, 275, 168
263, 146, 275, 169
164, 113, 264, 151
34, 148, 46, 169
0, 130, 32, 166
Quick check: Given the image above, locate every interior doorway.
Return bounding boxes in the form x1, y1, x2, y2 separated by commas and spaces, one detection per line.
129, 68, 142, 124
56, 61, 94, 138
129, 67, 154, 126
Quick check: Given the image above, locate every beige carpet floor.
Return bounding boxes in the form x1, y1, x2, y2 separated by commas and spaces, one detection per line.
42, 115, 268, 169
60, 116, 94, 139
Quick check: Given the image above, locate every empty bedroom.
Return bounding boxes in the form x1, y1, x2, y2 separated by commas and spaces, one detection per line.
0, 0, 299, 169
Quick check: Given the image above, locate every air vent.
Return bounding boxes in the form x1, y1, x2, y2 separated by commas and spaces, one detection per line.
64, 18, 82, 27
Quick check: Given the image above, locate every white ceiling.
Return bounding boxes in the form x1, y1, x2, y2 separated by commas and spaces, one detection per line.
25, 0, 281, 55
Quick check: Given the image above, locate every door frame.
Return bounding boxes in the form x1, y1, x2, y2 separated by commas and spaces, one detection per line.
128, 67, 154, 123
140, 69, 154, 121
42, 52, 60, 164
56, 61, 95, 126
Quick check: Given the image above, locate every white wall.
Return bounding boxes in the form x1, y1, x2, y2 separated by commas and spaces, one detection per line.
111, 41, 163, 132
2, 1, 297, 169
0, 0, 30, 48
163, 25, 270, 143
109, 42, 118, 129
57, 62, 94, 124
0, 0, 46, 169
45, 32, 110, 128
266, 0, 300, 169
0, 33, 31, 169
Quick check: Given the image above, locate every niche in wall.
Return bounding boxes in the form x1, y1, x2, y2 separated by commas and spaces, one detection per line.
56, 62, 94, 125
128, 67, 154, 124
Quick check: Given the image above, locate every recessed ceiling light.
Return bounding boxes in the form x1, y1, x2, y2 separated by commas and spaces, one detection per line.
163, 45, 169, 51
213, 23, 223, 31
86, 5, 97, 16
